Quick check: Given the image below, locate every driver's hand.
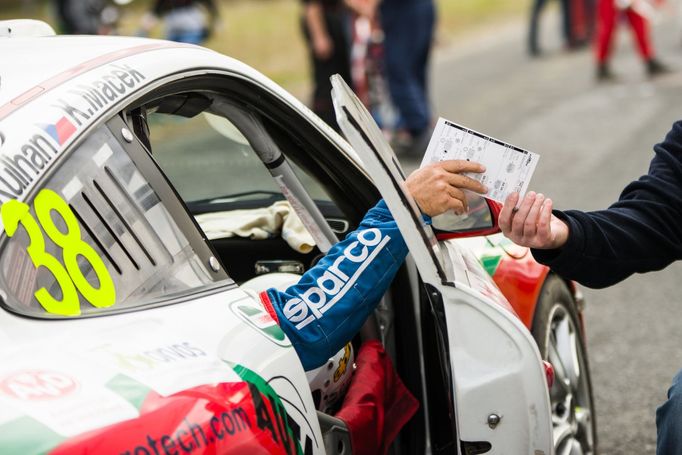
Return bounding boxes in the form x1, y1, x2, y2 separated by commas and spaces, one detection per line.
499, 191, 570, 249
405, 160, 487, 217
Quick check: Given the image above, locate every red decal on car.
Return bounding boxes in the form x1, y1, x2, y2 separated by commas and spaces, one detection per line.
48, 381, 296, 455
0, 370, 79, 401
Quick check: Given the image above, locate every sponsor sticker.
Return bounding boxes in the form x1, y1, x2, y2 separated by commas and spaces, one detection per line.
0, 370, 79, 401
0, 353, 138, 437
0, 63, 147, 206
230, 301, 291, 348
0, 122, 66, 204
333, 344, 351, 383
86, 339, 240, 397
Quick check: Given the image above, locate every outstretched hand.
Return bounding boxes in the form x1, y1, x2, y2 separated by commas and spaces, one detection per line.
405, 160, 488, 217
499, 191, 570, 249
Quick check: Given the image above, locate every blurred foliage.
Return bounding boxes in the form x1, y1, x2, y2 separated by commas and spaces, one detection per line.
0, 0, 529, 97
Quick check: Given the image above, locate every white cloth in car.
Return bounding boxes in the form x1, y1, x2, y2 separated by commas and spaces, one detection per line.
194, 200, 316, 253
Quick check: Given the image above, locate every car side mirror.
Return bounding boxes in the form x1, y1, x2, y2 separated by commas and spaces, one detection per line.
432, 194, 501, 240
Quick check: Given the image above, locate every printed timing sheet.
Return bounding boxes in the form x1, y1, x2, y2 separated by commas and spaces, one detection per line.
421, 118, 540, 203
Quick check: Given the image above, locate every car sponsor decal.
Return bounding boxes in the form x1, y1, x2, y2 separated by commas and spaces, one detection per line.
0, 350, 314, 454
283, 227, 390, 330
0, 188, 116, 315
0, 370, 79, 401
480, 253, 503, 277
267, 375, 318, 455
230, 300, 292, 348
105, 373, 151, 411
0, 63, 146, 208
0, 42, 184, 122
333, 344, 351, 383
0, 361, 139, 439
85, 339, 240, 398
0, 120, 68, 203
232, 364, 303, 455
40, 117, 76, 146
53, 64, 145, 128
50, 365, 304, 455
0, 377, 284, 454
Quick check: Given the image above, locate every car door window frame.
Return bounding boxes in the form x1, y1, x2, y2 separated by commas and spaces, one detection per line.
106, 113, 232, 285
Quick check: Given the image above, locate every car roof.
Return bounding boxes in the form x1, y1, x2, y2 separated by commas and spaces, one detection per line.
0, 32, 364, 176
0, 35, 163, 105
0, 35, 267, 110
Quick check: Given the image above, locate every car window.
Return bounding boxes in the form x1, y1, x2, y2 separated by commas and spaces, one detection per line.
0, 121, 228, 319
148, 111, 332, 209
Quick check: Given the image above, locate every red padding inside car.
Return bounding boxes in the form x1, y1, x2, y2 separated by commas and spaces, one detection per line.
335, 340, 419, 455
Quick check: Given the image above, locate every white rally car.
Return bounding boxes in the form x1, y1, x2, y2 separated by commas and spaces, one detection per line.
0, 20, 595, 454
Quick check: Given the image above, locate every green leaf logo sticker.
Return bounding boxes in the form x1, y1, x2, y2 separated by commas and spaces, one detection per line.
231, 300, 291, 348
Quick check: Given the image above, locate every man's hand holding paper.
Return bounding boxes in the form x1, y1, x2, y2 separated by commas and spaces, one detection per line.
420, 118, 540, 204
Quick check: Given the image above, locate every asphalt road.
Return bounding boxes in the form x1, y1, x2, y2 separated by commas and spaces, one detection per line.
407, 11, 682, 454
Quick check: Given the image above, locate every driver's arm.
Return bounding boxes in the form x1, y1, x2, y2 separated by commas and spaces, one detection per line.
259, 199, 408, 370
258, 160, 487, 370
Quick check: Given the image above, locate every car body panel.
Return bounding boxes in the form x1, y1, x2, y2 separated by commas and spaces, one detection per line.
457, 234, 551, 329
0, 287, 322, 454
331, 75, 553, 453
0, 36, 326, 453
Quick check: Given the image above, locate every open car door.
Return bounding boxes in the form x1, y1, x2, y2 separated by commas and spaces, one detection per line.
331, 76, 553, 454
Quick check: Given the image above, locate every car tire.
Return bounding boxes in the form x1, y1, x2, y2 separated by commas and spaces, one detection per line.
531, 275, 597, 455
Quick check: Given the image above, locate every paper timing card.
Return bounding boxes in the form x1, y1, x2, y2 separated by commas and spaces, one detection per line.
420, 118, 540, 203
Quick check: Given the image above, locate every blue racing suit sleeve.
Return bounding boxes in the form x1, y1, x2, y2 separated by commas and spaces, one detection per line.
259, 200, 413, 370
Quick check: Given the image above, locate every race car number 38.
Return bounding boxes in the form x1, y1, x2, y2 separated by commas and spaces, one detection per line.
1, 189, 115, 316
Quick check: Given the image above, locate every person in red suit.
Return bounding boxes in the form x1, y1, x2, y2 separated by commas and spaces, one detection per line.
595, 0, 668, 80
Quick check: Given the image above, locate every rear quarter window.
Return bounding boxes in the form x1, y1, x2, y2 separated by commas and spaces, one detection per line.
0, 121, 229, 318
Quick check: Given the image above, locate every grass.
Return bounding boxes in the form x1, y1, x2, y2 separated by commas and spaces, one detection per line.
439, 0, 531, 38
2, 0, 530, 95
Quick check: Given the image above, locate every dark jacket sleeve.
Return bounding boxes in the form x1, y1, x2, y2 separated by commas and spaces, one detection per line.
258, 200, 411, 370
531, 121, 682, 288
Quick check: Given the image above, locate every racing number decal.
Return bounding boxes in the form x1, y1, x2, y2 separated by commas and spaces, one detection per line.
1, 189, 116, 315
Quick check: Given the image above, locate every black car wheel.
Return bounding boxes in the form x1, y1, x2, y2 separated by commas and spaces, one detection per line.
532, 275, 597, 455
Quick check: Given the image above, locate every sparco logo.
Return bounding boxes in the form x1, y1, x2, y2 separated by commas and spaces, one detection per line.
283, 228, 390, 330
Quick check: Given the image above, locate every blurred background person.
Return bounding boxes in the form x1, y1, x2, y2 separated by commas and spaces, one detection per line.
573, 0, 598, 47
349, 9, 396, 132
528, 0, 572, 56
300, 0, 352, 131
378, 0, 436, 156
138, 0, 218, 45
528, 0, 596, 56
54, 0, 113, 34
595, 0, 669, 80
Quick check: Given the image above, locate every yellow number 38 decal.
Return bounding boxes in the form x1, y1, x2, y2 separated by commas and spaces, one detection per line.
1, 189, 116, 316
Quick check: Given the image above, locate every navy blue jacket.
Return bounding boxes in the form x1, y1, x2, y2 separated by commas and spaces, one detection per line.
532, 120, 682, 289
259, 200, 410, 370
